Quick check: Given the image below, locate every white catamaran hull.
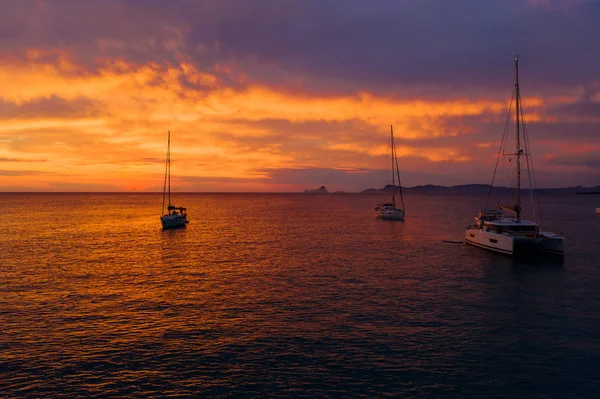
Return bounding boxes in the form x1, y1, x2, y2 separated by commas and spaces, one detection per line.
465, 228, 514, 255
377, 209, 405, 220
529, 232, 564, 255
161, 215, 188, 229
464, 59, 566, 258
465, 228, 564, 256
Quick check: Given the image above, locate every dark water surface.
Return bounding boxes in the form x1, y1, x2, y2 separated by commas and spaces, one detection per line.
2, 193, 600, 398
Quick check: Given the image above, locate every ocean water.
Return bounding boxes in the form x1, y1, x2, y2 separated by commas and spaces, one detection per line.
1, 192, 599, 398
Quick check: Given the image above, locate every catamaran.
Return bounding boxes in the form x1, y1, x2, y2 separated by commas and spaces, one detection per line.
465, 58, 564, 256
375, 125, 405, 220
160, 131, 189, 229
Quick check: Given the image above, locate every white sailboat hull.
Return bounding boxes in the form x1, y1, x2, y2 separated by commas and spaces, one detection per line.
465, 228, 564, 256
374, 125, 406, 221
161, 214, 188, 229
377, 209, 405, 220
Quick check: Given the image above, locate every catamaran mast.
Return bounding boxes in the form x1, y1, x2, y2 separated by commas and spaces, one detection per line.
515, 57, 522, 222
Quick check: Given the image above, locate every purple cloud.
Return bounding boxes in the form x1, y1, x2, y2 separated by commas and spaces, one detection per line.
1, 0, 599, 95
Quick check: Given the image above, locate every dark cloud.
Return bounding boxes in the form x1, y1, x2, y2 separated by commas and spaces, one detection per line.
176, 166, 495, 192
547, 153, 600, 168
521, 121, 600, 144
257, 167, 373, 187
0, 96, 102, 119
0, 169, 48, 176
173, 167, 389, 192
548, 100, 600, 120
179, 0, 600, 93
223, 118, 374, 145
44, 181, 124, 192
0, 157, 48, 162
141, 157, 166, 164
219, 115, 504, 156
177, 175, 266, 184
2, 0, 599, 95
0, 0, 184, 68
213, 113, 595, 161
221, 116, 478, 151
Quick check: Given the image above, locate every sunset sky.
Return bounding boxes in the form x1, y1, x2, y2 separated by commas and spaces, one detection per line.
1, 0, 599, 192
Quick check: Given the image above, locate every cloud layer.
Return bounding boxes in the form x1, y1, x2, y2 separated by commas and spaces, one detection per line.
1, 0, 599, 191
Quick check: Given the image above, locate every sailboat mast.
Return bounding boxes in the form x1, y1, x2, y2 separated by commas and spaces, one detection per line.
390, 126, 395, 188
390, 125, 395, 207
161, 131, 167, 215
168, 130, 171, 207
392, 126, 405, 211
515, 57, 521, 222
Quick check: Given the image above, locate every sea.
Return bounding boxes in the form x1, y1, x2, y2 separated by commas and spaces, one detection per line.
1, 192, 599, 398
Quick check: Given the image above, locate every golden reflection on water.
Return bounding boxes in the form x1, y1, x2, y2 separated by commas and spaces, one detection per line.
1, 193, 598, 397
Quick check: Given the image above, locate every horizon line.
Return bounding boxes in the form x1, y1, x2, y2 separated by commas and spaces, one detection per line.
1, 183, 598, 195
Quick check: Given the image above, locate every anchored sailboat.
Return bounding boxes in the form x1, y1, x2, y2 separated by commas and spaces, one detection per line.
465, 58, 564, 256
160, 131, 189, 229
375, 125, 405, 220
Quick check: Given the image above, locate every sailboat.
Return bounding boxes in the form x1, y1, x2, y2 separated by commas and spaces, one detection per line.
375, 125, 405, 220
465, 57, 563, 256
160, 130, 189, 229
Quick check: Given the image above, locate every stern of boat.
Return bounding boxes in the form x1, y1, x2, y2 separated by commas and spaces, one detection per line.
512, 232, 564, 257
377, 210, 405, 220
161, 215, 188, 229
536, 232, 564, 256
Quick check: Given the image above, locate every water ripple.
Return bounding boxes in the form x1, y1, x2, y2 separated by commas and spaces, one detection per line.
1, 193, 599, 398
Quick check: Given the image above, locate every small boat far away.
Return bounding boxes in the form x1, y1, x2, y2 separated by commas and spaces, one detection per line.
160, 130, 189, 229
375, 125, 405, 221
465, 57, 564, 257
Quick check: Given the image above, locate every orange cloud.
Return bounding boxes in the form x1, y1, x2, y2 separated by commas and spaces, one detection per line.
0, 50, 595, 191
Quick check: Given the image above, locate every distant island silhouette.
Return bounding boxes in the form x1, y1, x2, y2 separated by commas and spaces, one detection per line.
298, 184, 600, 195
359, 184, 600, 195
